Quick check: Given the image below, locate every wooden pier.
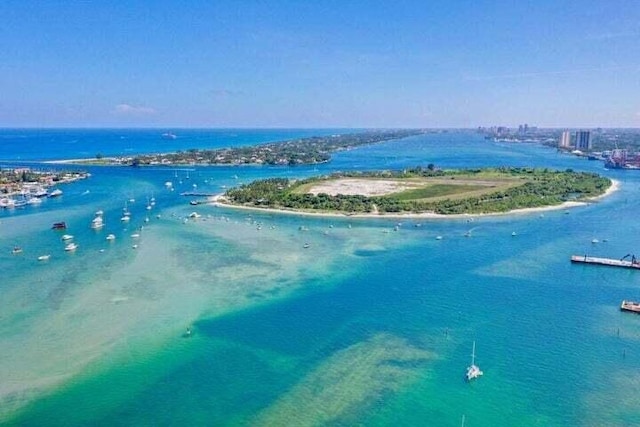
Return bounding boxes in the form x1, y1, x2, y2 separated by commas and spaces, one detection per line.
570, 255, 640, 270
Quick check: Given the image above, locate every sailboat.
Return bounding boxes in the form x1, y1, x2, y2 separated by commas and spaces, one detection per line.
466, 341, 483, 381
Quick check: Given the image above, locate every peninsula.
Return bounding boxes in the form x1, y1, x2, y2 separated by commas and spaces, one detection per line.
217, 167, 612, 216
70, 129, 426, 166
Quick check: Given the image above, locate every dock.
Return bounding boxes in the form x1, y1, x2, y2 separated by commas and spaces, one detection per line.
570, 255, 640, 270
180, 192, 217, 197
621, 300, 640, 314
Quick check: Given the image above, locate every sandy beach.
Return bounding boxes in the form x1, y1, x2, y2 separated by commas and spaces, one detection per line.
209, 178, 620, 220
42, 157, 113, 165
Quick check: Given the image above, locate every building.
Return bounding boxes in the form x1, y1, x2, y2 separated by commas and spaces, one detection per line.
558, 131, 571, 148
575, 131, 592, 150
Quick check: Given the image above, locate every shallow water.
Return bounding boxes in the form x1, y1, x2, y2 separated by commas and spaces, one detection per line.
1, 129, 640, 426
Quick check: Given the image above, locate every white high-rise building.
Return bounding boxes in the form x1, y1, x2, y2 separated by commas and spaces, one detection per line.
558, 131, 571, 148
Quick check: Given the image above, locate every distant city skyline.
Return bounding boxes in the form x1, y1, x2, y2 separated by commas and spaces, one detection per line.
1, 1, 639, 128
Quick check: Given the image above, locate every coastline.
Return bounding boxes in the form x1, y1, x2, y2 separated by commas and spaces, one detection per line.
43, 157, 111, 165
208, 179, 620, 220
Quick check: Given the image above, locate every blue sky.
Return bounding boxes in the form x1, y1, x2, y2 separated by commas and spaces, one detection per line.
1, 0, 639, 128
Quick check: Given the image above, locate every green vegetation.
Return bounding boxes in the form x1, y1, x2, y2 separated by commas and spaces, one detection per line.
77, 130, 425, 166
223, 167, 611, 215
392, 184, 486, 201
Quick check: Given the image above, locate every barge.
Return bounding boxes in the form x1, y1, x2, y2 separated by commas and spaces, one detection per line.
570, 255, 640, 270
621, 300, 640, 314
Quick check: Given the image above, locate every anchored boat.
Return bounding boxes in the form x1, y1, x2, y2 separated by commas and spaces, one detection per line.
466, 341, 483, 382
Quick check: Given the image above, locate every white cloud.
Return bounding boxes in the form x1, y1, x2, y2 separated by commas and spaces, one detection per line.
210, 89, 245, 98
113, 103, 156, 115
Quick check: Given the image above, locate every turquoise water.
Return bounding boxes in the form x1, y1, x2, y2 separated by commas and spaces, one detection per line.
1, 130, 640, 426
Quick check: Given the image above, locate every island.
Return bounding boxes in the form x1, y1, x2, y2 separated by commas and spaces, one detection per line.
216, 167, 613, 216
69, 129, 426, 166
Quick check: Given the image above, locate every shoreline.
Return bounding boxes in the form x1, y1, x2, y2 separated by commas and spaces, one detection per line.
208, 179, 620, 220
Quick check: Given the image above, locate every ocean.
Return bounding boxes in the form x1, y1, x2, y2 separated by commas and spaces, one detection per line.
1, 129, 639, 426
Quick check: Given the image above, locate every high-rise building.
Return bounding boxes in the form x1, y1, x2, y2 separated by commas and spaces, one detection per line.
558, 131, 571, 148
575, 131, 592, 150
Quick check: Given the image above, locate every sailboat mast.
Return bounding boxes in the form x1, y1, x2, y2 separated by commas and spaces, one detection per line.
471, 341, 476, 365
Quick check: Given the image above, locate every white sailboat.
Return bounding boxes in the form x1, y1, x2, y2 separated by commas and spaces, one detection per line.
466, 341, 483, 381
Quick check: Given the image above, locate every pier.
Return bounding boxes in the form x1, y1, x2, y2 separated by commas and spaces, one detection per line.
180, 192, 217, 197
570, 255, 640, 270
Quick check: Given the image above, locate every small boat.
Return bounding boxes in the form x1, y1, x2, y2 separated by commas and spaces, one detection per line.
436, 235, 443, 240
91, 216, 104, 229
303, 243, 310, 249
120, 216, 130, 222
31, 187, 48, 198
466, 341, 483, 382
132, 244, 138, 249
190, 200, 199, 206
27, 197, 42, 205
162, 132, 177, 140
95, 210, 104, 216
38, 254, 51, 261
12, 246, 23, 254
131, 233, 140, 238
512, 232, 517, 237
61, 234, 74, 241
591, 238, 599, 244
64, 242, 78, 251
188, 212, 201, 219
106, 234, 116, 241
48, 189, 63, 197
52, 222, 67, 230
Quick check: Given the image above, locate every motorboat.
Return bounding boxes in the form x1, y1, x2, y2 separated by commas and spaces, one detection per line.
38, 254, 51, 261
61, 234, 74, 241
27, 197, 42, 205
64, 242, 78, 251
91, 216, 104, 229
106, 234, 116, 241
48, 189, 63, 197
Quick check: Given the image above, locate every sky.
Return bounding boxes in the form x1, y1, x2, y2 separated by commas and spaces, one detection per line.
1, 0, 639, 128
